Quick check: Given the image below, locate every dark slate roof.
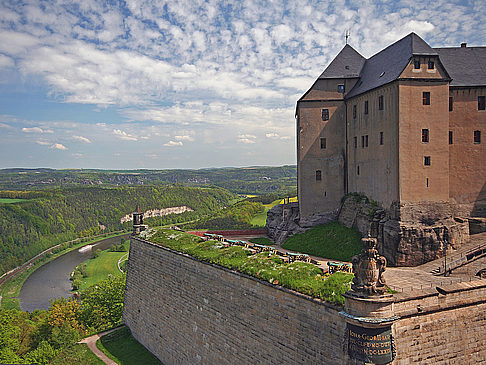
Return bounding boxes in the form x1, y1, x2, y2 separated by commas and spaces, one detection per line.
346, 33, 438, 98
318, 44, 365, 79
434, 47, 486, 86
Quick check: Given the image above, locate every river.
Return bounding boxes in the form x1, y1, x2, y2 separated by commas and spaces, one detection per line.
19, 234, 130, 312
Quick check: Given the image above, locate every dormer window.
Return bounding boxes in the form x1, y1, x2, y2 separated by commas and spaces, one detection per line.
338, 84, 345, 93
321, 109, 329, 121
428, 60, 435, 69
414, 60, 421, 69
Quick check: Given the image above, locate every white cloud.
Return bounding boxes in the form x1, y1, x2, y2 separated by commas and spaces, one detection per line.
0, 54, 14, 68
174, 135, 194, 142
238, 134, 256, 144
265, 133, 279, 139
22, 127, 53, 133
164, 140, 183, 147
113, 129, 137, 141
50, 143, 68, 150
72, 153, 83, 157
0, 122, 14, 129
36, 140, 51, 145
72, 135, 91, 143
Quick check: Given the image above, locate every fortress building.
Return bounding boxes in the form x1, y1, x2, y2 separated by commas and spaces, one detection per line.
273, 33, 486, 265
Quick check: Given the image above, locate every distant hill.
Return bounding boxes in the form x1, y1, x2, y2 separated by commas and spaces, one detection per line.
0, 165, 297, 195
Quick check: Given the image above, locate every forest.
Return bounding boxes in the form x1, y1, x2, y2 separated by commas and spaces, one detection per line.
0, 166, 296, 276
0, 166, 297, 194
0, 185, 235, 275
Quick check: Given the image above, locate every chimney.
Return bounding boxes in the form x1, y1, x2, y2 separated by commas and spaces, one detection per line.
461, 42, 467, 48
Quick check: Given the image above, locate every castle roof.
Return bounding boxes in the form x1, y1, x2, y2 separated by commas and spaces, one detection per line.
346, 33, 438, 98
318, 44, 365, 79
434, 46, 486, 86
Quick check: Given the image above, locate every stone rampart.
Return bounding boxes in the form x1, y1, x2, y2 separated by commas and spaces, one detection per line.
123, 235, 486, 364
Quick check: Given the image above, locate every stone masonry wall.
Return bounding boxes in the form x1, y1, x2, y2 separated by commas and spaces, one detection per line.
392, 282, 486, 364
123, 236, 350, 365
123, 235, 486, 364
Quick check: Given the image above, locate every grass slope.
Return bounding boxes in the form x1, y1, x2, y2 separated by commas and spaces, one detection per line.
250, 199, 281, 226
282, 222, 362, 262
97, 326, 162, 365
0, 198, 31, 203
75, 242, 129, 291
51, 343, 104, 365
143, 228, 353, 306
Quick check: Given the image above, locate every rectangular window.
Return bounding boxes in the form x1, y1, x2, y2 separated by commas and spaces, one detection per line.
364, 100, 369, 115
422, 129, 429, 143
316, 170, 322, 181
423, 92, 430, 105
357, 165, 360, 175
321, 109, 329, 121
320, 137, 327, 149
365, 135, 369, 147
479, 96, 486, 110
449, 131, 453, 145
424, 156, 431, 166
426, 178, 429, 187
354, 136, 357, 148
338, 84, 345, 93
449, 97, 453, 112
414, 59, 421, 69
378, 95, 384, 110
474, 130, 481, 144
428, 60, 435, 69
361, 135, 365, 148
380, 132, 384, 145
353, 105, 357, 119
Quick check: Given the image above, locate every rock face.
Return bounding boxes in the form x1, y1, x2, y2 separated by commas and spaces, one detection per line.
266, 202, 337, 245
267, 195, 471, 266
338, 196, 470, 266
120, 206, 194, 224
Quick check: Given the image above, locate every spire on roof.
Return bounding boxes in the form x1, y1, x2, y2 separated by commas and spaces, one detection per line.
135, 205, 142, 213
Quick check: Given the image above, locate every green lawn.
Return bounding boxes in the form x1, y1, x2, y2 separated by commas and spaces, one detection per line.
75, 242, 129, 291
282, 222, 362, 262
0, 198, 31, 203
97, 326, 162, 365
250, 199, 281, 226
248, 237, 274, 245
143, 228, 353, 306
51, 343, 104, 365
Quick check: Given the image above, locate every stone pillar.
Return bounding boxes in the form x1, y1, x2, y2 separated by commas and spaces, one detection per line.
340, 237, 398, 364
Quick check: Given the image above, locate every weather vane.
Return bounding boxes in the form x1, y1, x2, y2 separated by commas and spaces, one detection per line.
345, 30, 350, 44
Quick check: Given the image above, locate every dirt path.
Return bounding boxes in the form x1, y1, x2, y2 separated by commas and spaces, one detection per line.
78, 328, 120, 365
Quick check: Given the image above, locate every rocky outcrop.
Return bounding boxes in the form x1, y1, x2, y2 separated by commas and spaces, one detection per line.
120, 206, 194, 224
267, 194, 471, 267
337, 195, 470, 266
266, 202, 337, 245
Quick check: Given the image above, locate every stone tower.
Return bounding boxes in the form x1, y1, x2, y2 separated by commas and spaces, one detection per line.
132, 205, 146, 235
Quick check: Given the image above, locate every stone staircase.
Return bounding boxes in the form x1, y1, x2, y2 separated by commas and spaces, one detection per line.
419, 232, 486, 275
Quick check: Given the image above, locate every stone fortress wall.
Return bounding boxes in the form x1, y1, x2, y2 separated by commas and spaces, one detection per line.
123, 235, 486, 364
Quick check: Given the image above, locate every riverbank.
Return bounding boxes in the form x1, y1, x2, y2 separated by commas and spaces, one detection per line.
72, 239, 130, 291
0, 231, 128, 310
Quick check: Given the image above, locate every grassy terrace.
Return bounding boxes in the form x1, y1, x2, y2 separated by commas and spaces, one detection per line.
283, 222, 362, 262
141, 228, 353, 307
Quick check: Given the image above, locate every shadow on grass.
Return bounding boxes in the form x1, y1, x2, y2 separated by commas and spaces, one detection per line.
97, 326, 162, 365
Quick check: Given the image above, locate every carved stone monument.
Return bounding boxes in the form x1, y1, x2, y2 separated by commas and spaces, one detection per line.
340, 237, 397, 364
351, 237, 387, 296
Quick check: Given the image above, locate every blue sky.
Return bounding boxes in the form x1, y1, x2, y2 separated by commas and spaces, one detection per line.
0, 0, 484, 169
